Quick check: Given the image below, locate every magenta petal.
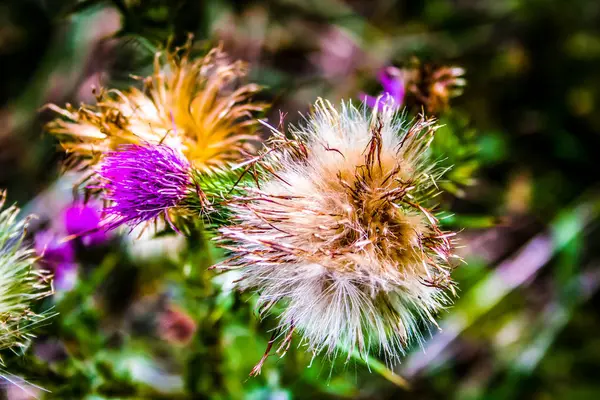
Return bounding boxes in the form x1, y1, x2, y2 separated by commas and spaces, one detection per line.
378, 68, 405, 106
64, 203, 108, 246
360, 93, 381, 108
97, 143, 191, 230
53, 262, 78, 291
361, 67, 405, 109
34, 230, 75, 264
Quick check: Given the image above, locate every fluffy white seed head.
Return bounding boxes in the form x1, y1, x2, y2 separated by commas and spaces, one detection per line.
217, 99, 457, 367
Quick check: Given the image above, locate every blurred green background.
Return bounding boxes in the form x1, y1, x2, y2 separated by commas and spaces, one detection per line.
1, 0, 600, 399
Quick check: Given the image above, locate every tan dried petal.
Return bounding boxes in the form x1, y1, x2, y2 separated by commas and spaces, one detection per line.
45, 42, 267, 174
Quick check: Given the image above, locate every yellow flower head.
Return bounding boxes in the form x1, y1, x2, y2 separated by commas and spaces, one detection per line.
45, 43, 266, 173
217, 99, 458, 369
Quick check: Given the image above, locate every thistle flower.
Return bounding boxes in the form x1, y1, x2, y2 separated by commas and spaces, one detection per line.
64, 202, 107, 246
361, 61, 466, 114
34, 230, 74, 265
96, 143, 192, 230
360, 66, 405, 109
0, 193, 53, 355
34, 230, 77, 291
217, 99, 458, 370
45, 42, 266, 173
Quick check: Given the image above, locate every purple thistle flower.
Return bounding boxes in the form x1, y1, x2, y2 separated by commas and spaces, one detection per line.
52, 262, 78, 291
97, 143, 192, 230
360, 66, 405, 109
64, 202, 107, 246
34, 230, 74, 264
34, 230, 78, 291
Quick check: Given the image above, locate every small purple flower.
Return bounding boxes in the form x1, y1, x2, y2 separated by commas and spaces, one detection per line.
97, 143, 191, 229
34, 230, 74, 264
360, 66, 405, 109
35, 230, 77, 290
64, 203, 107, 246
53, 262, 78, 291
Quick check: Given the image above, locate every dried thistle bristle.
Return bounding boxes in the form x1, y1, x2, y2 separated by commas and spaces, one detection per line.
45, 41, 267, 174
217, 99, 458, 370
0, 192, 53, 358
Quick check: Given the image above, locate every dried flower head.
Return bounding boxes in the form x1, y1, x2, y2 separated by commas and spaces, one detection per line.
45, 42, 266, 173
96, 143, 192, 230
361, 60, 465, 115
403, 59, 466, 114
0, 192, 53, 356
217, 99, 458, 370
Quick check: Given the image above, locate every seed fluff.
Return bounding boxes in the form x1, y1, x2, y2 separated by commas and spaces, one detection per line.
216, 99, 458, 372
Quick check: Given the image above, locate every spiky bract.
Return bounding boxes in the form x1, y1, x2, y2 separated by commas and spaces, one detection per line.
0, 193, 53, 357
45, 43, 266, 173
217, 99, 457, 367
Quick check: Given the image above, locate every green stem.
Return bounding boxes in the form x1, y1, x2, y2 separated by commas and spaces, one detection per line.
182, 221, 224, 398
348, 349, 411, 390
